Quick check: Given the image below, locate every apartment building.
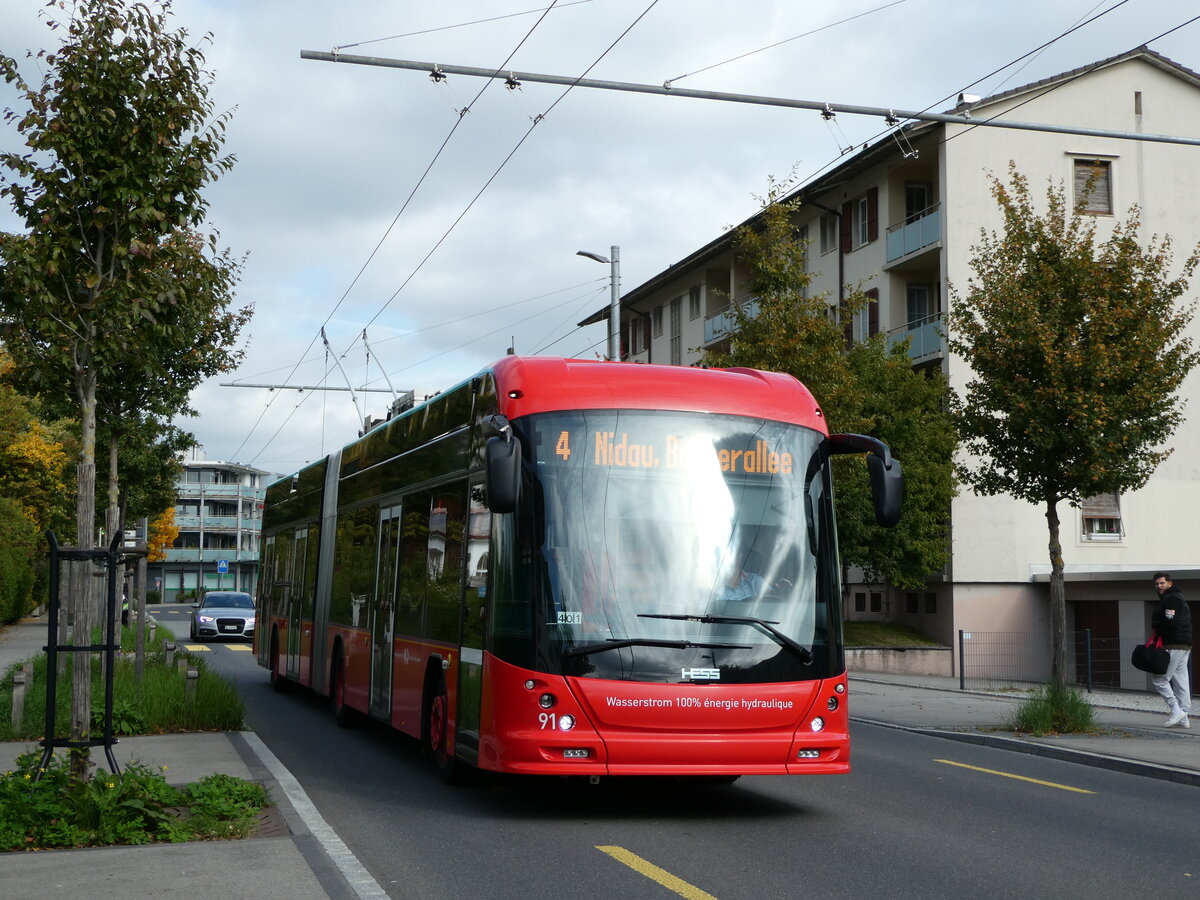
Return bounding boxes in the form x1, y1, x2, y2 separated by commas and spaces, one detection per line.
150, 447, 271, 602
582, 48, 1200, 684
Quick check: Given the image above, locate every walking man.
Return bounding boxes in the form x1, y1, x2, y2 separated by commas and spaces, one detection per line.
1151, 572, 1192, 728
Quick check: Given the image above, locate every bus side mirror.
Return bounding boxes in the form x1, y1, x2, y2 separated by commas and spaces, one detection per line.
866, 452, 903, 528
485, 434, 521, 513
829, 433, 904, 528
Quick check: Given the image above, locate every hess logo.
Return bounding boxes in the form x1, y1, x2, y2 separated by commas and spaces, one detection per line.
681, 667, 721, 681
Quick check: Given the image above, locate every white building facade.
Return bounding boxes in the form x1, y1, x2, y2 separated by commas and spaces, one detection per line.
150, 448, 270, 602
585, 49, 1200, 686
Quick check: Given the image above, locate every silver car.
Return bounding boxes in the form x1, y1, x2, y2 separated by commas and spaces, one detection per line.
190, 591, 256, 641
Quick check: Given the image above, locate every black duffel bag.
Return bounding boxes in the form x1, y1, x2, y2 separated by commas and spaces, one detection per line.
1131, 637, 1170, 676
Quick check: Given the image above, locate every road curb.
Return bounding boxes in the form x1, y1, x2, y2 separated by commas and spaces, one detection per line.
853, 716, 1200, 788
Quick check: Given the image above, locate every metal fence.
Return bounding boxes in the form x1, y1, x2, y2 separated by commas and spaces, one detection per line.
957, 629, 1167, 693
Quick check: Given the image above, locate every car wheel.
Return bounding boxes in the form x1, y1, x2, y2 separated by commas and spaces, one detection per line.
330, 649, 357, 728
427, 676, 463, 784
269, 633, 290, 694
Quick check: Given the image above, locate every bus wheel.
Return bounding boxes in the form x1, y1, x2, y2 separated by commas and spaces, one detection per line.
269, 633, 290, 694
331, 649, 357, 728
427, 679, 461, 785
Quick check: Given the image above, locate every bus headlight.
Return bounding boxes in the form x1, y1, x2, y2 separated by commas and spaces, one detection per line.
809, 717, 825, 733
539, 693, 556, 709
827, 696, 839, 711
557, 714, 576, 731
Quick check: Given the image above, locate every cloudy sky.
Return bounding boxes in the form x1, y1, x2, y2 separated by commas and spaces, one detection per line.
2, 0, 1196, 479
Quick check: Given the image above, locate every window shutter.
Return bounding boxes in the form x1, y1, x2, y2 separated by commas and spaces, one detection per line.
839, 203, 851, 254
1081, 493, 1120, 517
866, 288, 879, 336
643, 316, 652, 351
866, 187, 879, 242
1073, 159, 1112, 214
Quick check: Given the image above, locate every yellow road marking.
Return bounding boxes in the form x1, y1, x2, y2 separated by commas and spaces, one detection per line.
226, 645, 252, 652
936, 759, 1094, 794
596, 846, 718, 900
183, 644, 210, 652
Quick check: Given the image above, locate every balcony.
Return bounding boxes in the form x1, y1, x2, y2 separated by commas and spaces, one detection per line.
175, 483, 264, 499
162, 548, 259, 564
703, 297, 759, 345
886, 312, 944, 362
885, 205, 941, 264
174, 515, 261, 532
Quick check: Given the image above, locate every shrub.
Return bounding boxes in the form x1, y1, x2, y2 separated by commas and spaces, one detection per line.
1006, 682, 1097, 735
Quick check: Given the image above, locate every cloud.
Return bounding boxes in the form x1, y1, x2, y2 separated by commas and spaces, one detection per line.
2, 0, 1196, 477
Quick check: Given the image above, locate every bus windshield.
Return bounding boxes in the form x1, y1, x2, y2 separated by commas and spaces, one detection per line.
522, 409, 839, 684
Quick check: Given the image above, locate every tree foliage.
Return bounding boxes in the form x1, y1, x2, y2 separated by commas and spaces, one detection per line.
946, 164, 1198, 685
703, 192, 955, 590
0, 0, 244, 775
146, 505, 178, 563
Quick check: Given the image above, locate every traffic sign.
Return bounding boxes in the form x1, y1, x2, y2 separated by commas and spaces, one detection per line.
217, 560, 229, 574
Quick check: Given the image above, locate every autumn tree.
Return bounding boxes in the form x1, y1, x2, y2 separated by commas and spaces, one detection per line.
0, 0, 240, 774
946, 165, 1198, 687
703, 192, 956, 590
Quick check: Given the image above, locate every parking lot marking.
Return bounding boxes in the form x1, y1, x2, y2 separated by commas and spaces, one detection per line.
596, 845, 718, 900
225, 645, 252, 652
936, 759, 1094, 794
183, 644, 211, 652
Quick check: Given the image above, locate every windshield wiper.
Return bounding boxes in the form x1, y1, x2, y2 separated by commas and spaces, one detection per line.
564, 637, 752, 658
638, 613, 814, 665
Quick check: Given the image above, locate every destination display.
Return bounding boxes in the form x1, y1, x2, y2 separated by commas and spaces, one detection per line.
552, 429, 795, 476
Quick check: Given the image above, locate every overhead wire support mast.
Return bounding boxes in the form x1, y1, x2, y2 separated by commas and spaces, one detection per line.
300, 50, 1200, 147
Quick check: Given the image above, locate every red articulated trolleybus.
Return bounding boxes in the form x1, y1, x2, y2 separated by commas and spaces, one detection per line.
256, 357, 902, 782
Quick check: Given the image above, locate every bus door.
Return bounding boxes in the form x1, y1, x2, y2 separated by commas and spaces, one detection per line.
453, 482, 489, 764
286, 526, 308, 679
370, 505, 402, 719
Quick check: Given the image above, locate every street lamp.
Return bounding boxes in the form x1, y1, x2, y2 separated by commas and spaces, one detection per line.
577, 245, 621, 361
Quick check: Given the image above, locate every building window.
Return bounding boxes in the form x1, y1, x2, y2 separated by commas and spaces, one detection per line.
925, 592, 937, 615
652, 305, 663, 337
905, 183, 932, 223
1073, 158, 1112, 215
669, 296, 682, 366
819, 213, 838, 255
906, 592, 918, 614
688, 285, 701, 320
842, 187, 878, 251
855, 592, 866, 612
869, 591, 882, 613
1081, 493, 1122, 541
906, 284, 934, 328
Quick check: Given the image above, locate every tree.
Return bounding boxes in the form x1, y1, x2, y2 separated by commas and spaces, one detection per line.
703, 191, 956, 591
146, 506, 179, 564
946, 165, 1198, 687
0, 0, 238, 775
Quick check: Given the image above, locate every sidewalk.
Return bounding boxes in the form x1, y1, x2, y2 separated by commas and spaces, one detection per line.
1, 614, 1197, 897
849, 670, 1199, 786
0, 615, 380, 899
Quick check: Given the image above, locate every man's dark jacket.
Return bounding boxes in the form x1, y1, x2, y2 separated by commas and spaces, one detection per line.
1153, 585, 1193, 648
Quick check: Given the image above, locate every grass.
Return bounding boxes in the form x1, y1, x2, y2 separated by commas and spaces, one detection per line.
0, 621, 270, 850
1005, 682, 1097, 736
0, 623, 245, 741
843, 621, 942, 647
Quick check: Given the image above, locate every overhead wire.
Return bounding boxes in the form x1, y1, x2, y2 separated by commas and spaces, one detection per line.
664, 0, 907, 87
236, 2, 571, 464
331, 1, 593, 51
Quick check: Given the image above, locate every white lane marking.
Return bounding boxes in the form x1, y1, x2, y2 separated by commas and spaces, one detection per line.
241, 731, 389, 899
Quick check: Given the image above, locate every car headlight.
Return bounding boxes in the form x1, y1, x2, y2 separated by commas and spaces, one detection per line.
197, 615, 215, 624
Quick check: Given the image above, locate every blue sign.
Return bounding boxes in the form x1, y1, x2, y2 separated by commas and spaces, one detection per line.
216, 560, 229, 574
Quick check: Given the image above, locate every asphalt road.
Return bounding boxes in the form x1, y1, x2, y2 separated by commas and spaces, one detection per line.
156, 604, 1200, 899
